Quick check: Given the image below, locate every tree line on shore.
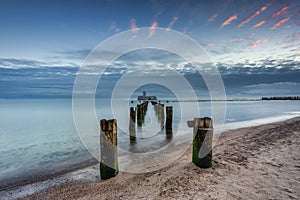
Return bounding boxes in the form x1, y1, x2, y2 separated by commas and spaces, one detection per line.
261, 96, 300, 100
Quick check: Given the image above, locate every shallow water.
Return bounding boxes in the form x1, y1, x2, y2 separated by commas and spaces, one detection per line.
0, 99, 299, 188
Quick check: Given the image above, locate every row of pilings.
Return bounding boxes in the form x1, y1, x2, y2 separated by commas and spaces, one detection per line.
152, 101, 164, 129
136, 101, 148, 126
129, 101, 149, 143
99, 102, 213, 180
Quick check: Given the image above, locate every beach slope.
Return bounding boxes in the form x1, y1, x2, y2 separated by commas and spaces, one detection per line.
25, 117, 300, 199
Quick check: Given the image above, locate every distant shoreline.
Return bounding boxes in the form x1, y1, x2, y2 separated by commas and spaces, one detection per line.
134, 99, 299, 103
1, 97, 299, 102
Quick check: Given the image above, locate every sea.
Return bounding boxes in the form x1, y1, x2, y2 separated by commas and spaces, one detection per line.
0, 98, 299, 191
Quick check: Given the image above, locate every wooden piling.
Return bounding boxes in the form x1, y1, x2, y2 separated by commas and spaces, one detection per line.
192, 117, 213, 168
137, 104, 142, 126
137, 102, 148, 126
165, 106, 173, 130
129, 107, 136, 141
160, 104, 164, 128
100, 119, 118, 179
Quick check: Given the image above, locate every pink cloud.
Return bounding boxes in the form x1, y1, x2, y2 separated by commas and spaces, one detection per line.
208, 13, 218, 22
238, 4, 270, 28
248, 39, 268, 48
220, 15, 237, 28
252, 20, 266, 28
252, 6, 288, 29
130, 18, 138, 33
270, 16, 291, 29
149, 21, 158, 38
270, 6, 288, 19
166, 16, 178, 32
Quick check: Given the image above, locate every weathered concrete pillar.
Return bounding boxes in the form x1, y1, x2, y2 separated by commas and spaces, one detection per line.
129, 107, 136, 142
100, 119, 118, 179
192, 117, 213, 168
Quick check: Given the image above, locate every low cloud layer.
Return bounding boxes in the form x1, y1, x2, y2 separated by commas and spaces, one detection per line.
1, 52, 299, 99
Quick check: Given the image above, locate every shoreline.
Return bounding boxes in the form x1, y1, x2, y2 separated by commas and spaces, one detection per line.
0, 159, 99, 194
1, 116, 300, 199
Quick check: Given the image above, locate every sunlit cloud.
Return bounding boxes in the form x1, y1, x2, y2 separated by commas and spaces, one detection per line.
270, 6, 288, 19
252, 20, 266, 28
149, 21, 158, 38
166, 16, 178, 31
208, 13, 218, 22
130, 18, 138, 33
220, 15, 237, 28
238, 4, 270, 28
270, 16, 291, 29
203, 42, 214, 47
248, 39, 268, 48
252, 6, 288, 29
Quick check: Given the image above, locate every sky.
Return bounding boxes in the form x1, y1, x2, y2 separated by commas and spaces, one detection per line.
0, 0, 300, 99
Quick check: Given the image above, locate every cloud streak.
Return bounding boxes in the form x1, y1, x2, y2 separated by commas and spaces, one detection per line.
252, 6, 288, 29
208, 13, 218, 22
270, 16, 291, 29
252, 20, 266, 28
149, 21, 158, 38
270, 6, 288, 19
130, 18, 138, 33
220, 15, 237, 28
166, 16, 178, 31
248, 39, 268, 48
238, 4, 269, 28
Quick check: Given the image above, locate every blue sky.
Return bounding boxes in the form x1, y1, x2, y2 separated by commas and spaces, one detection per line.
0, 0, 300, 99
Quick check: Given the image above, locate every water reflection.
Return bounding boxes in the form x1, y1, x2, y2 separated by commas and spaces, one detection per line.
125, 101, 175, 153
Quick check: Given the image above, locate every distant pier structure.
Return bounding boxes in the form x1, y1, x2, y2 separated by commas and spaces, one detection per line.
137, 91, 157, 101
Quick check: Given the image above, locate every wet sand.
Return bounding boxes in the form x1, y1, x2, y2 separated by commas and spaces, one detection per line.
7, 117, 300, 199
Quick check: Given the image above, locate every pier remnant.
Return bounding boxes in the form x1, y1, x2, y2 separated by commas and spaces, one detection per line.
100, 119, 118, 179
160, 104, 164, 129
137, 102, 148, 126
166, 106, 173, 136
192, 117, 213, 168
129, 107, 136, 142
137, 104, 142, 126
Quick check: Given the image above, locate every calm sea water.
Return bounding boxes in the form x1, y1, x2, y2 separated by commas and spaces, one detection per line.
0, 99, 299, 187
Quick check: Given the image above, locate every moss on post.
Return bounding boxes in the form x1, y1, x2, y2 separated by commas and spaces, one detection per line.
192, 117, 213, 168
100, 119, 118, 180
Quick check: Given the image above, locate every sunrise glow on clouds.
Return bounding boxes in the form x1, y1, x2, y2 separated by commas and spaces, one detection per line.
220, 15, 237, 28
0, 0, 299, 98
1, 0, 299, 66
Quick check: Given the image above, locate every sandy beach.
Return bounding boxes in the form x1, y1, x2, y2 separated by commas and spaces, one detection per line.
9, 117, 300, 199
